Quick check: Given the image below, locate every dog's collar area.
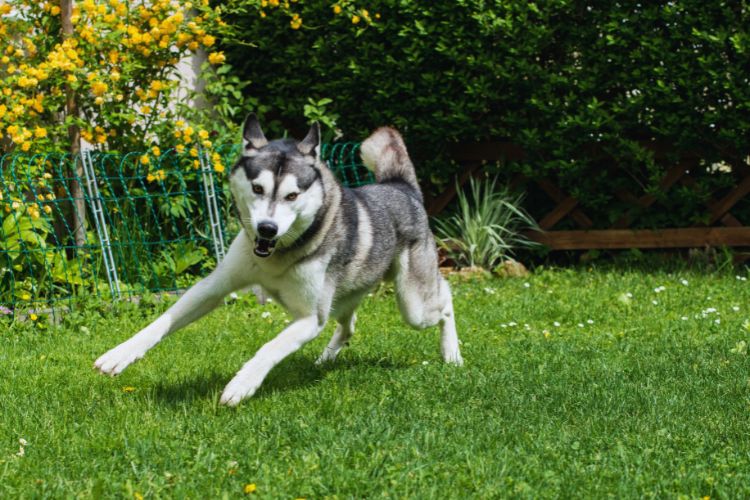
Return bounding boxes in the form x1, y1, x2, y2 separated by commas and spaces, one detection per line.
254, 237, 277, 257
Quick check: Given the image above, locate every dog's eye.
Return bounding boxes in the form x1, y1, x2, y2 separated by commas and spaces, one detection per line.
252, 185, 263, 195
285, 192, 298, 202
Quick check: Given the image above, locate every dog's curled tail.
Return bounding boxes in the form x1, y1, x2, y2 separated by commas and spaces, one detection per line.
360, 127, 420, 192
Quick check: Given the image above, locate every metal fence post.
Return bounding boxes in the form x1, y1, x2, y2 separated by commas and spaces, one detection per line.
81, 149, 121, 300
199, 147, 227, 264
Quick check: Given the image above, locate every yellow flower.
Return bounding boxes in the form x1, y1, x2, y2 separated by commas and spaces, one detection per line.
21, 293, 31, 301
140, 155, 150, 165
290, 16, 302, 29
96, 134, 107, 144
243, 483, 257, 494
91, 81, 108, 96
66, 74, 78, 83
43, 205, 52, 214
198, 129, 209, 139
21, 141, 31, 151
34, 127, 47, 138
152, 146, 161, 157
208, 52, 226, 65
141, 105, 152, 115
50, 5, 60, 15
202, 140, 212, 148
175, 144, 185, 153
29, 313, 38, 321
189, 148, 198, 157
202, 35, 216, 47
134, 493, 143, 500
122, 386, 136, 393
95, 97, 104, 105
214, 163, 225, 173
332, 4, 342, 14
351, 15, 360, 24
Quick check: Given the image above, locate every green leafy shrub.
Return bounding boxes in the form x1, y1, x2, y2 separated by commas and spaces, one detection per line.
222, 0, 750, 227
433, 178, 538, 270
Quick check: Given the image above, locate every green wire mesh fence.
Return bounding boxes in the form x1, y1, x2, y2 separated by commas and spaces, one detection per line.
0, 143, 371, 318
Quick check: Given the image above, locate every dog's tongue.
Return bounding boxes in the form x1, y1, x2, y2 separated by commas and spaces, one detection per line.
254, 238, 275, 257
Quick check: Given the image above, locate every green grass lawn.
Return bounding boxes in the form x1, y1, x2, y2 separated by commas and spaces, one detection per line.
2, 264, 750, 498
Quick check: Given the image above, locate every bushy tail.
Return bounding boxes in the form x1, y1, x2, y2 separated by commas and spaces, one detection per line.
360, 127, 420, 192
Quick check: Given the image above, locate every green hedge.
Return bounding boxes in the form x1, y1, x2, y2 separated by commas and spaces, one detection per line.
222, 1, 750, 227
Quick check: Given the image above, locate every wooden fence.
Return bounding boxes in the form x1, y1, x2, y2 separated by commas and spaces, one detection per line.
424, 142, 750, 250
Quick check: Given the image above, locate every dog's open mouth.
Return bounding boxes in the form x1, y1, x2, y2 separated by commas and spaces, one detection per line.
254, 237, 277, 257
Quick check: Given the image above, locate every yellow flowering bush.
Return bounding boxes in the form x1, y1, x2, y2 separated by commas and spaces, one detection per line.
0, 0, 228, 154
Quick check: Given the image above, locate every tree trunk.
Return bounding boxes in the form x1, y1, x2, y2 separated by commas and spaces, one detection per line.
60, 0, 87, 249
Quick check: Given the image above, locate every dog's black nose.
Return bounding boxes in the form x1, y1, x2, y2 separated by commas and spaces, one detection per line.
257, 221, 278, 239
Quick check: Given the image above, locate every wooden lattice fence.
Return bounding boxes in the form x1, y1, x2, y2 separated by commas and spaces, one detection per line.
426, 142, 750, 250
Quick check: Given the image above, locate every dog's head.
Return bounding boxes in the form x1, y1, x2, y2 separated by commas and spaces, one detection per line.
230, 114, 325, 258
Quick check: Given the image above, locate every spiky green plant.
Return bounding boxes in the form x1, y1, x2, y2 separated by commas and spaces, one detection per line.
433, 177, 539, 270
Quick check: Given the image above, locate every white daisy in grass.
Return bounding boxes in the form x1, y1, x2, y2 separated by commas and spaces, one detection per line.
260, 311, 272, 319
681, 279, 689, 286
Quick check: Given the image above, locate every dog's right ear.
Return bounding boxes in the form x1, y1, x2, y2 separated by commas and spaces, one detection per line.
242, 113, 268, 151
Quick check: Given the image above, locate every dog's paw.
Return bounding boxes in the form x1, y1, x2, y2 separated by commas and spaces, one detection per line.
315, 347, 340, 365
93, 340, 147, 375
443, 351, 464, 366
220, 375, 262, 406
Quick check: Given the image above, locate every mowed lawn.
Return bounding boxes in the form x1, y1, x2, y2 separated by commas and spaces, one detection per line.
2, 265, 750, 498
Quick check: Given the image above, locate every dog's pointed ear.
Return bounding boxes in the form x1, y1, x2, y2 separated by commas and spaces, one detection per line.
297, 122, 320, 157
242, 113, 268, 151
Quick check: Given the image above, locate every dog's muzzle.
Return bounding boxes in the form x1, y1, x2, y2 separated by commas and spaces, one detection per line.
254, 221, 278, 257
254, 237, 277, 257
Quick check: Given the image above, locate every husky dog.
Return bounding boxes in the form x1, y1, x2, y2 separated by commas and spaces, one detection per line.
94, 115, 463, 406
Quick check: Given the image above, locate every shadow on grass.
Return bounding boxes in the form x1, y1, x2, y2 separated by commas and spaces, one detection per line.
149, 354, 412, 405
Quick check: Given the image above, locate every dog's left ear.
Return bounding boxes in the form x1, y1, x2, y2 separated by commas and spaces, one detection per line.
243, 113, 268, 151
297, 122, 320, 158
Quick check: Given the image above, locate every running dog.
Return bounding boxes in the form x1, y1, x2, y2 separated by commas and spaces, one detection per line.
94, 115, 463, 405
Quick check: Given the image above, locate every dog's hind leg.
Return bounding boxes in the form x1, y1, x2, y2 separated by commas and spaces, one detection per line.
316, 311, 356, 364
94, 234, 255, 376
395, 243, 463, 366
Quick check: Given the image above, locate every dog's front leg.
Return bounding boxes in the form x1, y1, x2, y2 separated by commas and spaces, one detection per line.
220, 315, 324, 406
94, 234, 254, 376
